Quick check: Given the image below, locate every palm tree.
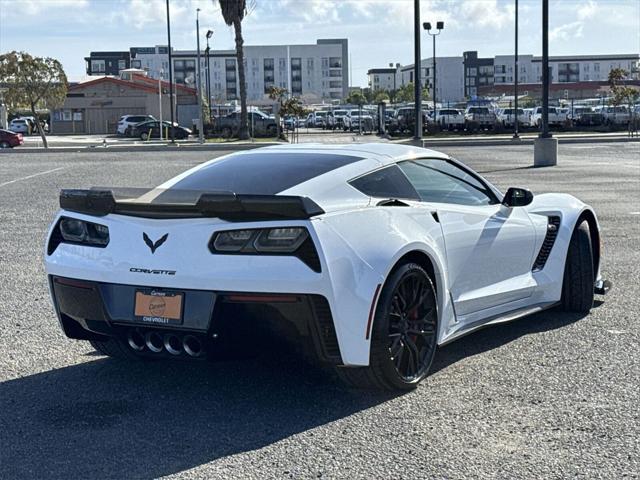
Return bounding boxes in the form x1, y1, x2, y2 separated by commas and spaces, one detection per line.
218, 0, 249, 139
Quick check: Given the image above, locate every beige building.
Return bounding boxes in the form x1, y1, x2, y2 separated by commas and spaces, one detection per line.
51, 75, 196, 134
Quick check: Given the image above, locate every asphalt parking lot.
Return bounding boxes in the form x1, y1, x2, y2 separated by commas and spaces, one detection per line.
0, 143, 638, 479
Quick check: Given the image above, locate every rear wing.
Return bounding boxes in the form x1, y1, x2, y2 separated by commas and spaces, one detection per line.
59, 189, 324, 221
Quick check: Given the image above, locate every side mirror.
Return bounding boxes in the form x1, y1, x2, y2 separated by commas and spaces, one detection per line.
502, 187, 534, 207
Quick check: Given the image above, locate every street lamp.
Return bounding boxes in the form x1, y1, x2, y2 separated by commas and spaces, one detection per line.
513, 0, 520, 139
423, 21, 444, 122
165, 0, 175, 143
206, 30, 213, 124
389, 62, 397, 94
195, 8, 204, 144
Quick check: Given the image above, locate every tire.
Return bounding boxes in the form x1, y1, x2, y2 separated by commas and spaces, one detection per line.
140, 132, 148, 141
0, 141, 11, 149
90, 338, 143, 361
336, 262, 438, 390
561, 220, 594, 313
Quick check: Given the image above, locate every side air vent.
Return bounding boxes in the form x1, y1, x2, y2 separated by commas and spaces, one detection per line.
532, 216, 561, 272
309, 296, 342, 364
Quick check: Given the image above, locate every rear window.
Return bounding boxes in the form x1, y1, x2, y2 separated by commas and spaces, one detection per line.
171, 152, 362, 195
349, 165, 420, 200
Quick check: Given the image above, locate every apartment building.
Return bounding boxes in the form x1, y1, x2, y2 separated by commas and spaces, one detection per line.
367, 67, 398, 92
373, 52, 639, 102
85, 51, 131, 76
395, 57, 465, 104
114, 39, 349, 104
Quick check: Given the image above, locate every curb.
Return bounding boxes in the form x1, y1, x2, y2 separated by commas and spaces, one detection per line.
1, 142, 283, 154
422, 136, 639, 148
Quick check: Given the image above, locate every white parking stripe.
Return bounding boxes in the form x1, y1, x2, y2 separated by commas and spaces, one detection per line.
0, 167, 66, 188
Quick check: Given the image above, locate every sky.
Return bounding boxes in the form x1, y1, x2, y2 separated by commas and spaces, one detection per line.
1, 0, 639, 86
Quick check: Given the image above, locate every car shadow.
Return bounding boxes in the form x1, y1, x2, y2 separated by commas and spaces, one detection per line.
0, 307, 594, 478
430, 307, 593, 375
0, 350, 396, 479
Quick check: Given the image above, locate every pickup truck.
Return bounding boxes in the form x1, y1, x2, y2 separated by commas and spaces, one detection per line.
601, 106, 631, 126
496, 108, 527, 128
464, 107, 497, 130
531, 107, 567, 128
345, 109, 374, 133
388, 107, 430, 135
215, 111, 278, 137
435, 109, 465, 129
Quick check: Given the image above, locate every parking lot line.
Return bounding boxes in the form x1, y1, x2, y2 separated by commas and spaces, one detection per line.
0, 166, 67, 188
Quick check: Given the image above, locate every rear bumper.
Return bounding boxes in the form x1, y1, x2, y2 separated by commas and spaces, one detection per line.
49, 275, 343, 364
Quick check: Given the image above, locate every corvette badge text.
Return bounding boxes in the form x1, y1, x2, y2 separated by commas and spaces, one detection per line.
130, 268, 176, 275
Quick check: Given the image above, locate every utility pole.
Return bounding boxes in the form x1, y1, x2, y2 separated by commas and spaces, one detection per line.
196, 8, 204, 143
533, 0, 558, 166
513, 0, 519, 138
166, 0, 175, 143
158, 71, 163, 140
413, 0, 422, 140
206, 30, 213, 124
424, 22, 444, 122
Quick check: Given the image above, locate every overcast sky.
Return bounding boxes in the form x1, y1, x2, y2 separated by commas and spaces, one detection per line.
1, 0, 638, 85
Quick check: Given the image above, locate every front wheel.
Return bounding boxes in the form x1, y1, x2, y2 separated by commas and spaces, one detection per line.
336, 262, 438, 390
561, 220, 595, 312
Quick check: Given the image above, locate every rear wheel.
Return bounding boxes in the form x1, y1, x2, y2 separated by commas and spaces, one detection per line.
140, 132, 149, 141
336, 262, 438, 390
0, 141, 10, 148
561, 220, 594, 312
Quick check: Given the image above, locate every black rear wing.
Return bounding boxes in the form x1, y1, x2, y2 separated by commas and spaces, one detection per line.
59, 189, 324, 221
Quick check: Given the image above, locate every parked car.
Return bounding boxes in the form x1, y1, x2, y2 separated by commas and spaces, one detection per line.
327, 109, 349, 130
389, 107, 429, 135
464, 107, 497, 130
601, 106, 631, 126
0, 129, 24, 148
496, 108, 526, 128
304, 111, 329, 129
8, 118, 31, 135
345, 109, 374, 133
568, 106, 603, 126
117, 115, 156, 136
531, 107, 567, 127
434, 109, 465, 129
133, 120, 191, 140
216, 111, 278, 138
46, 144, 609, 390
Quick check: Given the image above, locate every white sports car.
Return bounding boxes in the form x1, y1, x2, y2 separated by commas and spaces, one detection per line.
45, 144, 610, 390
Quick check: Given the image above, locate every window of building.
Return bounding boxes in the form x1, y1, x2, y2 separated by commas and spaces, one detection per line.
594, 63, 600, 71
118, 59, 126, 70
131, 60, 141, 69
279, 58, 286, 69
307, 58, 314, 70
329, 57, 342, 68
91, 60, 105, 73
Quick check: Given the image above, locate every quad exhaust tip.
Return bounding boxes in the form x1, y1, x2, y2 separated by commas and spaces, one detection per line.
145, 331, 164, 353
164, 334, 182, 355
183, 335, 203, 357
128, 330, 203, 357
127, 330, 145, 351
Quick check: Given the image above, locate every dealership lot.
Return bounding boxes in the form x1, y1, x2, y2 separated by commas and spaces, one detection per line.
0, 143, 638, 479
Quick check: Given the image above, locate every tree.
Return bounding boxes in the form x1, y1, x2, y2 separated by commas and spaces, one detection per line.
218, 0, 249, 139
394, 82, 430, 103
345, 90, 366, 106
373, 91, 390, 103
0, 51, 68, 148
608, 68, 639, 111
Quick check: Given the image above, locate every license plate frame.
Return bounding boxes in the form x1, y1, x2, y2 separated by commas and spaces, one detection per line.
133, 289, 184, 326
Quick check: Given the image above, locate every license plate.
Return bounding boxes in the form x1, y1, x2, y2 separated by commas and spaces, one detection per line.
134, 290, 183, 325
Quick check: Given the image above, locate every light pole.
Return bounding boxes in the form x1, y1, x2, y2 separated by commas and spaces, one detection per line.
196, 8, 204, 144
413, 0, 422, 140
423, 21, 444, 122
158, 69, 163, 140
389, 62, 397, 98
165, 0, 175, 143
513, 0, 519, 138
206, 30, 213, 124
533, 0, 557, 166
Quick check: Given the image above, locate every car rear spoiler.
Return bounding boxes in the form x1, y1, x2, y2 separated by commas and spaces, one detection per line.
59, 189, 324, 221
